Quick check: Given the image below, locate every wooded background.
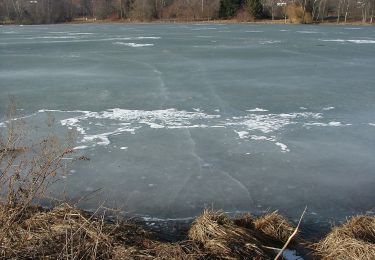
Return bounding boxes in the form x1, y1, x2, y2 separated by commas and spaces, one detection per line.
0, 0, 374, 24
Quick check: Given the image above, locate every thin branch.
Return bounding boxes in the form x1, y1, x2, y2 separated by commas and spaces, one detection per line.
274, 207, 307, 260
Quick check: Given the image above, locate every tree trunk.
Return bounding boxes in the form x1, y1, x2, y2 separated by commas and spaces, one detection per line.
312, 0, 318, 22
302, 0, 307, 23
321, 0, 327, 22
284, 5, 287, 23
344, 0, 349, 23
5, 0, 10, 20
119, 0, 123, 19
10, 0, 22, 23
362, 6, 366, 23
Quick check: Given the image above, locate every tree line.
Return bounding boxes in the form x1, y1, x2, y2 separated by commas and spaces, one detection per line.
0, 0, 374, 24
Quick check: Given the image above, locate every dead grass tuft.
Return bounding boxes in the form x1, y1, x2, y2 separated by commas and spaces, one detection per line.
0, 202, 154, 259
112, 238, 206, 259
254, 211, 296, 244
314, 215, 375, 260
188, 210, 272, 259
233, 213, 255, 230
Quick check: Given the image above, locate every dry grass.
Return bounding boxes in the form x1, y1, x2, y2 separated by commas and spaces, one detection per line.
314, 215, 375, 260
233, 213, 255, 230
116, 241, 207, 260
188, 210, 273, 259
0, 202, 152, 259
0, 206, 304, 259
286, 4, 313, 24
254, 211, 296, 244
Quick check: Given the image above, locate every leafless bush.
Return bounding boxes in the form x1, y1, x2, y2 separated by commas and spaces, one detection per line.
0, 100, 74, 226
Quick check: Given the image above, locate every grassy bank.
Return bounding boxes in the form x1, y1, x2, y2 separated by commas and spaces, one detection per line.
0, 201, 374, 259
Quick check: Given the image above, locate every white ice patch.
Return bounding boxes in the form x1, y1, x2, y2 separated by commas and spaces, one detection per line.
249, 135, 276, 142
321, 39, 375, 44
235, 131, 249, 139
227, 112, 322, 134
304, 121, 350, 127
297, 30, 319, 34
369, 123, 375, 126
323, 107, 335, 111
328, 121, 344, 126
10, 107, 348, 153
259, 40, 281, 45
68, 32, 94, 35
247, 108, 269, 112
135, 36, 161, 39
56, 108, 219, 148
73, 145, 88, 150
275, 142, 290, 153
28, 36, 80, 39
113, 42, 154, 47
282, 249, 303, 260
226, 112, 321, 152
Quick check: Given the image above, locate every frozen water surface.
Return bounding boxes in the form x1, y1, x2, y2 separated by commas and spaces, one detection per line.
0, 24, 375, 221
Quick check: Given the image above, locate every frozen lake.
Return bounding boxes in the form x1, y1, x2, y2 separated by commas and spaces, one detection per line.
0, 23, 374, 222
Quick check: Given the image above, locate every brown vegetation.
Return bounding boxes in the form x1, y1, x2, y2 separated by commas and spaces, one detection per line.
1, 0, 374, 25
1, 200, 374, 259
315, 215, 375, 260
188, 210, 269, 259
1, 204, 301, 259
286, 4, 313, 24
254, 211, 296, 244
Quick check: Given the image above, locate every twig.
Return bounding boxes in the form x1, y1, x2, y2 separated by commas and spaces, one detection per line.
262, 245, 282, 251
274, 207, 307, 260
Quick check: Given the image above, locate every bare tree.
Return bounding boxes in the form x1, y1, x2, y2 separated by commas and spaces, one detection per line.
130, 0, 155, 21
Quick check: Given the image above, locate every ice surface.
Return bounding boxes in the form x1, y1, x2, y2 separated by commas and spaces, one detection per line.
1, 24, 374, 220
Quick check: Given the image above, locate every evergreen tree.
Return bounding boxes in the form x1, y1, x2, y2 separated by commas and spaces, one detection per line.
219, 0, 242, 18
246, 0, 262, 19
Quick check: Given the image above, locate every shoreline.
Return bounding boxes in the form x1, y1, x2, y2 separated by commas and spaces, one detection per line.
1, 18, 374, 26
1, 201, 374, 259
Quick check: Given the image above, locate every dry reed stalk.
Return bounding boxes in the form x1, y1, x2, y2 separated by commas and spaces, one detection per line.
274, 207, 306, 260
